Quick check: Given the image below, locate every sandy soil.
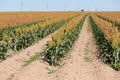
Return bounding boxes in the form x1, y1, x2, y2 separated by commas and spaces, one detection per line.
50, 16, 120, 80
0, 34, 52, 80
1, 16, 120, 80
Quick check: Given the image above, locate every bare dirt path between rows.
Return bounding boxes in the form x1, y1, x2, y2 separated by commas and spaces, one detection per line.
50, 16, 120, 80
2, 16, 120, 80
0, 34, 52, 80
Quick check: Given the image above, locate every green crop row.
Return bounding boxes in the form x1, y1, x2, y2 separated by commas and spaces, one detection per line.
0, 13, 80, 42
43, 15, 86, 65
89, 16, 120, 70
0, 21, 65, 59
0, 14, 78, 60
96, 14, 120, 31
0, 20, 42, 41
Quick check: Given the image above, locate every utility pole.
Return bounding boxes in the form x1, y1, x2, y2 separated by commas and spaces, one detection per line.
46, 3, 48, 11
31, 8, 32, 12
21, 1, 23, 11
64, 4, 66, 11
77, 4, 79, 11
95, 8, 97, 11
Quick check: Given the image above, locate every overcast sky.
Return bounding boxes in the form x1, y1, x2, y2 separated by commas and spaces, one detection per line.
0, 0, 120, 11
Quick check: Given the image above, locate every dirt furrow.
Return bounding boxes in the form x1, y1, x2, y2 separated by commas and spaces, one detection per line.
0, 34, 52, 80
50, 16, 120, 80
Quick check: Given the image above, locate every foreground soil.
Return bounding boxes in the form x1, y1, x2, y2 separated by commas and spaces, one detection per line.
0, 34, 52, 80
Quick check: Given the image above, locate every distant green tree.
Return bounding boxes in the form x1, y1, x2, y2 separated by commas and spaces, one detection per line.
81, 9, 84, 12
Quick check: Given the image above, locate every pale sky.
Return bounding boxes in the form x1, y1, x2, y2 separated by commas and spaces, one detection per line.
0, 0, 120, 11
